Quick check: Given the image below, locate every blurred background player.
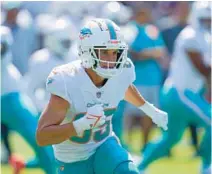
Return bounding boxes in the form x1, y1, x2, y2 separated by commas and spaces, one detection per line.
138, 2, 211, 174
49, 1, 105, 30
161, 2, 190, 55
1, 26, 55, 174
1, 1, 39, 75
24, 16, 77, 113
161, 1, 200, 156
124, 4, 169, 152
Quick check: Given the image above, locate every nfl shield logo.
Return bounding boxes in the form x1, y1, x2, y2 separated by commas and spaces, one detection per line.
96, 92, 102, 98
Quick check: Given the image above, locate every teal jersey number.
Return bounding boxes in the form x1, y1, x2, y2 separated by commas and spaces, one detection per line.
70, 109, 116, 144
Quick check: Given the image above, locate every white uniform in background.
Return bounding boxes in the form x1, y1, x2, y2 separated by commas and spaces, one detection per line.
1, 26, 25, 96
169, 25, 211, 92
25, 49, 66, 111
25, 16, 77, 111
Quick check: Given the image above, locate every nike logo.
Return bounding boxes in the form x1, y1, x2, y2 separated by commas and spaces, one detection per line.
87, 114, 102, 127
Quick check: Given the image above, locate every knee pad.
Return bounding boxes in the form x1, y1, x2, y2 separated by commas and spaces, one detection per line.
113, 161, 139, 174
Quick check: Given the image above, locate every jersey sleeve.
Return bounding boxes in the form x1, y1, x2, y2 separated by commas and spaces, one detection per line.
46, 68, 70, 102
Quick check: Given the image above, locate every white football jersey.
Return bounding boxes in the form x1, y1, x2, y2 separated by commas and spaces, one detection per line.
168, 26, 211, 92
25, 48, 67, 111
1, 55, 24, 96
46, 58, 135, 163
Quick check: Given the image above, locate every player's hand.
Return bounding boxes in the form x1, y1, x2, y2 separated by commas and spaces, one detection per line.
151, 108, 168, 131
73, 104, 106, 135
139, 102, 168, 131
86, 104, 106, 128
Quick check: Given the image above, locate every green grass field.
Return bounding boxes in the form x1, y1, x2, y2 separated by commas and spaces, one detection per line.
1, 128, 202, 174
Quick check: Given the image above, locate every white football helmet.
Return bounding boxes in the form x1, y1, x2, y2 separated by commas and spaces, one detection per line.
44, 16, 77, 58
189, 1, 211, 32
1, 26, 13, 64
77, 18, 128, 78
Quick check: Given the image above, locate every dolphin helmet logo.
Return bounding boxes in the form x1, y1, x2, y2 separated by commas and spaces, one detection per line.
80, 27, 93, 40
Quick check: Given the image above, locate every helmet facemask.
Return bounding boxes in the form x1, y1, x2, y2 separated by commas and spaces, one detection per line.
79, 45, 128, 79
92, 47, 127, 78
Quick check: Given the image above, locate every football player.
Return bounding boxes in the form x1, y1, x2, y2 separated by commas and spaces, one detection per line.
138, 2, 211, 174
36, 18, 168, 174
1, 26, 55, 174
25, 16, 76, 113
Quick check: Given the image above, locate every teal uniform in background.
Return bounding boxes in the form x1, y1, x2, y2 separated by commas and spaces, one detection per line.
138, 83, 211, 171
1, 25, 55, 174
125, 22, 165, 114
131, 22, 164, 87
1, 92, 56, 174
112, 22, 165, 148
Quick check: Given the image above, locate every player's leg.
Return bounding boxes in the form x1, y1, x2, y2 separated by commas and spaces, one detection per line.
94, 136, 139, 174
55, 158, 94, 174
1, 92, 55, 174
140, 86, 160, 151
188, 124, 199, 154
199, 127, 211, 173
140, 116, 152, 152
124, 103, 140, 150
1, 123, 12, 163
182, 89, 211, 172
138, 86, 188, 171
114, 161, 140, 174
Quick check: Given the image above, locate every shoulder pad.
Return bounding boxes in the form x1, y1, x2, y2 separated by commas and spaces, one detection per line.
46, 66, 69, 101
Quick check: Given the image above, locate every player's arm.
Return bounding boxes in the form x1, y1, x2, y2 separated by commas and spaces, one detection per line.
186, 50, 211, 78
36, 94, 77, 146
36, 68, 106, 146
184, 32, 211, 78
129, 47, 166, 60
124, 84, 168, 130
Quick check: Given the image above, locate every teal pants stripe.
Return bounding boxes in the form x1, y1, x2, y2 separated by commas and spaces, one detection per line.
1, 92, 55, 174
138, 86, 211, 170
